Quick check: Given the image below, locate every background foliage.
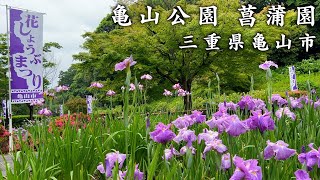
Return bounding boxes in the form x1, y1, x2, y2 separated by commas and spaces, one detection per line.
54, 0, 318, 111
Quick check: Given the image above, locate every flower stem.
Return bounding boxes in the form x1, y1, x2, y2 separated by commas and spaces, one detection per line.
124, 66, 131, 156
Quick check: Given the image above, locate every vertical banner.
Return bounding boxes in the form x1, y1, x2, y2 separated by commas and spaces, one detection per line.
86, 95, 93, 114
59, 104, 63, 116
289, 66, 298, 91
9, 8, 44, 104
1, 100, 6, 118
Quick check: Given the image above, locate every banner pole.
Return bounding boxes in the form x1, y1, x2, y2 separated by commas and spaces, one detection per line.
6, 5, 13, 152
0, 4, 46, 15
5, 99, 7, 127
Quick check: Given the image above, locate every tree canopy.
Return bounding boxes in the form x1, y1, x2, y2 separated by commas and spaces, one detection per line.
0, 34, 9, 99
61, 0, 312, 108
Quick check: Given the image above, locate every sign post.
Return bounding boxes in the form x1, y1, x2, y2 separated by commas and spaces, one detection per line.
86, 95, 93, 114
289, 66, 298, 91
59, 104, 63, 116
6, 6, 44, 151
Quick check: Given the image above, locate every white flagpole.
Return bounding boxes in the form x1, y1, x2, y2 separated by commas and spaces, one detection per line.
6, 5, 13, 152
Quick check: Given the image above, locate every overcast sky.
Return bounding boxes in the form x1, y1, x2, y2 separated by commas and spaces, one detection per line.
0, 0, 116, 86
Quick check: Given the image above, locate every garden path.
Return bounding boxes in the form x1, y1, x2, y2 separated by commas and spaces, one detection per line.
0, 154, 13, 176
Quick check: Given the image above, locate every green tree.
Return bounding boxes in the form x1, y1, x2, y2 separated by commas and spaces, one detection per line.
57, 64, 92, 98
58, 65, 77, 87
245, 0, 320, 64
73, 0, 305, 110
0, 34, 9, 100
242, 0, 280, 11
284, 0, 320, 61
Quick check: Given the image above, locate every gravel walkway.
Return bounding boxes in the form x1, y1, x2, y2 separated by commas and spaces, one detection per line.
0, 154, 13, 176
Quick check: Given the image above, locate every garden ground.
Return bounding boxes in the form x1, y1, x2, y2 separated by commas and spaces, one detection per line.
0, 155, 13, 176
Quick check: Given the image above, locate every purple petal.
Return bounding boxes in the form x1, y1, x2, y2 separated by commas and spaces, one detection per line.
294, 169, 311, 180
226, 116, 248, 137
264, 144, 275, 160
221, 153, 231, 170
274, 146, 296, 160
154, 130, 176, 144
305, 151, 318, 167
97, 164, 105, 174
230, 169, 245, 180
298, 153, 306, 164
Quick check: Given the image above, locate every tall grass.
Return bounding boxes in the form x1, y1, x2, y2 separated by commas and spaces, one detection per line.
3, 70, 320, 179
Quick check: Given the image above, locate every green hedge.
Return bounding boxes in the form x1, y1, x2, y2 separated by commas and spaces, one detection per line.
3, 115, 41, 127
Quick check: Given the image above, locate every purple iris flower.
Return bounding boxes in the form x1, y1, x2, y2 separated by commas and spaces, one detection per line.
290, 97, 303, 109
172, 114, 195, 129
55, 85, 69, 92
213, 107, 229, 118
164, 146, 180, 160
119, 164, 144, 180
30, 99, 44, 106
230, 156, 262, 180
264, 140, 296, 160
227, 102, 239, 111
106, 90, 116, 96
300, 96, 311, 105
294, 169, 311, 180
221, 153, 231, 170
190, 110, 206, 123
90, 82, 104, 88
225, 115, 248, 137
141, 74, 152, 80
298, 152, 319, 168
149, 123, 176, 144
177, 89, 187, 96
97, 151, 126, 177
129, 83, 136, 91
298, 143, 320, 168
173, 128, 197, 147
271, 94, 287, 107
205, 116, 217, 129
97, 164, 105, 174
180, 146, 196, 155
38, 108, 52, 116
238, 95, 255, 110
203, 139, 227, 157
206, 115, 230, 133
275, 107, 296, 120
238, 96, 266, 111
115, 55, 136, 71
314, 99, 320, 109
252, 99, 267, 111
198, 129, 219, 144
245, 110, 275, 133
218, 102, 238, 111
259, 60, 278, 70
163, 89, 173, 96
172, 83, 181, 90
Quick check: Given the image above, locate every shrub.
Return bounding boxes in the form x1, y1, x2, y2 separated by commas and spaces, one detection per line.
294, 58, 320, 74
3, 115, 41, 128
0, 124, 10, 153
64, 97, 87, 113
48, 113, 91, 132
